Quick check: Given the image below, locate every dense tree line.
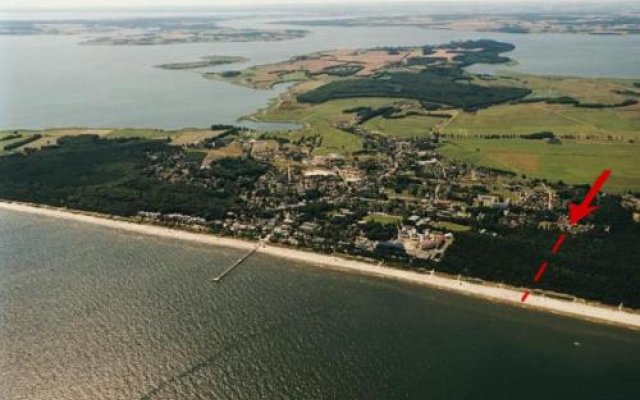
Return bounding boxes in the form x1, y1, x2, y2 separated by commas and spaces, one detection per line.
576, 99, 638, 108
406, 56, 447, 66
361, 221, 397, 241
448, 39, 516, 53
613, 89, 640, 97
521, 131, 555, 140
0, 136, 266, 220
343, 105, 397, 123
298, 71, 530, 109
0, 132, 21, 142
452, 50, 511, 66
3, 134, 42, 151
441, 196, 640, 308
318, 64, 363, 77
517, 96, 638, 109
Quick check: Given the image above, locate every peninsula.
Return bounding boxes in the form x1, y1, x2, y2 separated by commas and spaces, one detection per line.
155, 55, 248, 70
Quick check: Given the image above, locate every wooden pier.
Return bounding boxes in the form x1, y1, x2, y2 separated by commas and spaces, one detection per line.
211, 243, 261, 283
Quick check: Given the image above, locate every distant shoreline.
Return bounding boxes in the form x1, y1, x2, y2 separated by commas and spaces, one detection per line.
1, 200, 639, 331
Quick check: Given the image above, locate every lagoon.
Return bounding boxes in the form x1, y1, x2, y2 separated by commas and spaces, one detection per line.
1, 16, 640, 130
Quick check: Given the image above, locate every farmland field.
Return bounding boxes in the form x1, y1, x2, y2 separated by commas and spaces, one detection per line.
432, 221, 472, 232
444, 102, 640, 139
106, 129, 172, 140
1, 129, 113, 154
364, 213, 403, 225
255, 97, 405, 154
1, 128, 224, 155
438, 139, 640, 191
474, 73, 638, 104
363, 114, 447, 138
170, 129, 225, 146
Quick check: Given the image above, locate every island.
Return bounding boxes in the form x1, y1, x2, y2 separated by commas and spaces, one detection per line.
155, 55, 249, 70
82, 29, 307, 46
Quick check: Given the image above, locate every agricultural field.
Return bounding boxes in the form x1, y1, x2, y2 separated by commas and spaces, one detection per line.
363, 114, 447, 138
201, 143, 245, 168
1, 129, 113, 154
255, 97, 403, 154
105, 128, 172, 140
438, 139, 640, 192
170, 129, 226, 146
278, 70, 310, 83
1, 128, 229, 155
106, 128, 227, 142
208, 47, 426, 89
444, 102, 640, 139
364, 213, 403, 225
506, 74, 637, 104
431, 221, 471, 232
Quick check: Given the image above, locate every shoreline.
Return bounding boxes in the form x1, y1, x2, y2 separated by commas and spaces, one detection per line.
1, 200, 639, 331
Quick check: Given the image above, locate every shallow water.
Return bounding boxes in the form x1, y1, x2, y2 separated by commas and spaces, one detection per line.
1, 16, 640, 129
1, 209, 639, 399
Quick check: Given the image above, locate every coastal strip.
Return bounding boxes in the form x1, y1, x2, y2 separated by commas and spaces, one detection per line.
1, 200, 639, 331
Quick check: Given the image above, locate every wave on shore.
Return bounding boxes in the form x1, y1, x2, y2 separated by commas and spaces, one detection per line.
1, 200, 639, 330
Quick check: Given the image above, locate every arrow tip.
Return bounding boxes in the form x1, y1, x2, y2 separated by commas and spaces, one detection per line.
568, 203, 599, 225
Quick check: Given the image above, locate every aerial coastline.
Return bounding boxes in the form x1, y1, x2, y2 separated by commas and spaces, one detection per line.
2, 38, 640, 312
2, 199, 639, 331
5, 5, 640, 398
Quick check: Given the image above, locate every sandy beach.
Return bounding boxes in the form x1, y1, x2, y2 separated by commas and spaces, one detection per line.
1, 200, 639, 330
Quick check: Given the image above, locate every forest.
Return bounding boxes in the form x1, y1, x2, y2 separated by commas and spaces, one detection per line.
449, 39, 516, 66
296, 40, 531, 109
440, 196, 640, 308
297, 70, 530, 109
0, 136, 266, 220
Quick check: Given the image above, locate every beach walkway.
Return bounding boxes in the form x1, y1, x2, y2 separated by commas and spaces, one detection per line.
211, 237, 267, 283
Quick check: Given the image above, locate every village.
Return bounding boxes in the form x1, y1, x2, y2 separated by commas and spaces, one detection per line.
134, 119, 613, 266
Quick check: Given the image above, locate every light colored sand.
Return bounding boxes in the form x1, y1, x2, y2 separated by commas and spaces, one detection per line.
1, 200, 639, 330
170, 129, 224, 146
201, 144, 244, 167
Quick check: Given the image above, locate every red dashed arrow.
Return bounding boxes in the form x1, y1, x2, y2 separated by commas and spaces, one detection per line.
521, 169, 611, 303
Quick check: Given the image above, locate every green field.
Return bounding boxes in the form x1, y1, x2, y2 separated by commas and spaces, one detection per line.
445, 103, 640, 139
1, 134, 19, 152
256, 97, 403, 154
363, 114, 446, 138
1, 129, 194, 156
106, 129, 173, 140
364, 213, 402, 225
432, 221, 471, 232
439, 139, 640, 192
474, 72, 639, 104
279, 70, 309, 83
